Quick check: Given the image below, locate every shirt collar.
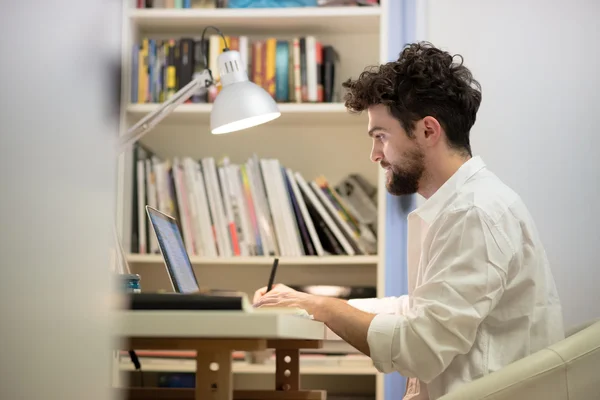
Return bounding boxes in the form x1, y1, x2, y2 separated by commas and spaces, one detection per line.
412, 156, 487, 224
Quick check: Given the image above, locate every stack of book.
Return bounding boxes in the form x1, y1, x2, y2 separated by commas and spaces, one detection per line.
131, 35, 337, 104
130, 144, 378, 258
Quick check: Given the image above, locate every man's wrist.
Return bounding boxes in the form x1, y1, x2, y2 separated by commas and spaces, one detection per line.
311, 295, 376, 356
313, 295, 336, 322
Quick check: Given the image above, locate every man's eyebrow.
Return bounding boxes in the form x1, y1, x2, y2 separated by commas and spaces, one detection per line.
368, 126, 386, 137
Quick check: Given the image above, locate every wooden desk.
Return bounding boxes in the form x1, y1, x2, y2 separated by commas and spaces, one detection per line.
116, 310, 327, 400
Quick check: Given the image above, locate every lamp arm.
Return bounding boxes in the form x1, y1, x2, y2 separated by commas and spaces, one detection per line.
117, 68, 214, 152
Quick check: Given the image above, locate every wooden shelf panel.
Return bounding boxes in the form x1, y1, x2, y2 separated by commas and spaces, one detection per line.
129, 7, 381, 35
127, 254, 379, 266
120, 359, 377, 375
126, 103, 367, 126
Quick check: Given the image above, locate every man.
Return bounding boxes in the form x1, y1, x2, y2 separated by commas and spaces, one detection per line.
253, 42, 564, 400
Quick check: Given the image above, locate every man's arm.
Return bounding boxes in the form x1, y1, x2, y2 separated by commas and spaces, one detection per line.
314, 297, 377, 356
253, 290, 377, 355
255, 207, 511, 383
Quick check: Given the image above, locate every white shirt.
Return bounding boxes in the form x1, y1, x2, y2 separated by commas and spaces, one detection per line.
348, 156, 564, 400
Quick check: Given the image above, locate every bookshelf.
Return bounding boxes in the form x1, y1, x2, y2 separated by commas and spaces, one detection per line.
116, 1, 396, 399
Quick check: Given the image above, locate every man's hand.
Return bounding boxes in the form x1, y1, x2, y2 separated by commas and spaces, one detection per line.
252, 283, 297, 305
254, 288, 326, 319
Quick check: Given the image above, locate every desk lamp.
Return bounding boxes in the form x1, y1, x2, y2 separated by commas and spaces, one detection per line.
113, 26, 280, 275
118, 25, 281, 151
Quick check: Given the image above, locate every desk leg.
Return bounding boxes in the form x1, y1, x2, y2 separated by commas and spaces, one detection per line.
196, 350, 233, 400
235, 347, 325, 400
275, 349, 299, 391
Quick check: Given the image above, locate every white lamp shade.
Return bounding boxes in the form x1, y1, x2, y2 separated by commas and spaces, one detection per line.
210, 49, 280, 134
210, 80, 281, 134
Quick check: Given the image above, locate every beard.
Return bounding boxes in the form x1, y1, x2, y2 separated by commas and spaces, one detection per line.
383, 146, 425, 196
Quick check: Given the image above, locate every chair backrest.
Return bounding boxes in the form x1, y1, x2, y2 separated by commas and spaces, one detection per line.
438, 320, 600, 400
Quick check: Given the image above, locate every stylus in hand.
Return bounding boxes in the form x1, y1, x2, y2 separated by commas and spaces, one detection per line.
266, 258, 279, 293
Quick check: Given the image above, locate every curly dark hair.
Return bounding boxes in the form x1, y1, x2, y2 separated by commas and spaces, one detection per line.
342, 41, 482, 156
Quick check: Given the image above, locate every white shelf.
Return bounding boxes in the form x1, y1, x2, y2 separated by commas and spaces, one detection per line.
120, 359, 377, 375
127, 253, 379, 266
129, 7, 381, 35
126, 103, 367, 126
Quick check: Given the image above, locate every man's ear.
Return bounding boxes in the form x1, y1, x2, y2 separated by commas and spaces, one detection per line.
422, 116, 443, 145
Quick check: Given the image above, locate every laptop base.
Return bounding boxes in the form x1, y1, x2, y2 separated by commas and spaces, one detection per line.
126, 292, 246, 311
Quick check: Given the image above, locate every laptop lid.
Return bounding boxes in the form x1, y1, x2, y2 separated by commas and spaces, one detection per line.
145, 205, 200, 294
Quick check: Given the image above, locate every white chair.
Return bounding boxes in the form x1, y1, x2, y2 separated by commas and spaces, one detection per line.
438, 319, 600, 400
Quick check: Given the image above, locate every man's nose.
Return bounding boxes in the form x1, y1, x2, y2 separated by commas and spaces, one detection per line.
371, 142, 382, 163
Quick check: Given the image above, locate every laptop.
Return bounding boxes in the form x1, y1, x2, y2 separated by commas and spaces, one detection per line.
135, 205, 309, 316
145, 205, 201, 294
123, 206, 248, 311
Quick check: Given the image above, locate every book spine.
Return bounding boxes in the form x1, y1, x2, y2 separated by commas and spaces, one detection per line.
275, 40, 289, 102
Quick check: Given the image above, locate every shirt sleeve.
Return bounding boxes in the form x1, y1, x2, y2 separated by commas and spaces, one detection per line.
366, 207, 512, 383
347, 296, 410, 315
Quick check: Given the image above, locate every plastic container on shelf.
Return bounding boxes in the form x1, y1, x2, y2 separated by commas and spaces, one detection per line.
120, 273, 141, 293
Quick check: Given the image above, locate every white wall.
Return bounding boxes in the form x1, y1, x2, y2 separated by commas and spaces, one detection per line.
421, 0, 600, 328
0, 2, 121, 399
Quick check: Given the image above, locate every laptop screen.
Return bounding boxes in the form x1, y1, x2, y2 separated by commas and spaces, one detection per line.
146, 206, 199, 294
